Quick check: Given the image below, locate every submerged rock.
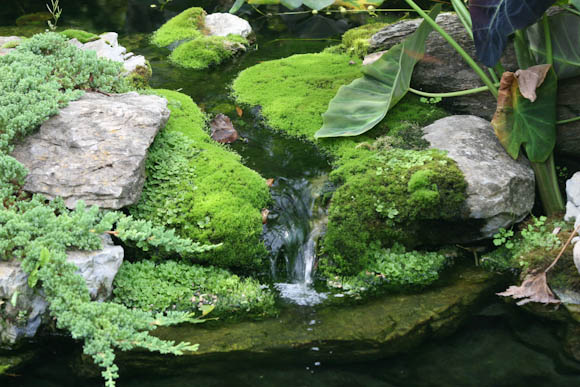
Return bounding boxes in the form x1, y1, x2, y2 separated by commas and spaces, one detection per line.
0, 235, 123, 347
114, 266, 498, 372
422, 115, 535, 239
11, 92, 169, 210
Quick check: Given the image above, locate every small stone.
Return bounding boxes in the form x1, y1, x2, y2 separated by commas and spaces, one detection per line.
205, 13, 252, 38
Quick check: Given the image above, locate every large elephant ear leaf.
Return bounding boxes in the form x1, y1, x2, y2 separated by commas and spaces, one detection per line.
527, 12, 580, 79
491, 66, 557, 162
573, 0, 580, 10
315, 5, 441, 138
469, 0, 556, 67
303, 0, 335, 10
281, 0, 304, 9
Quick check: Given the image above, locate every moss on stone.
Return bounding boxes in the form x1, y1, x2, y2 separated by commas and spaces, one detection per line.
151, 7, 206, 47
342, 22, 390, 58
15, 12, 51, 26
59, 29, 99, 43
169, 35, 247, 70
1, 39, 22, 49
126, 61, 153, 89
232, 52, 446, 161
322, 148, 467, 275
129, 89, 270, 272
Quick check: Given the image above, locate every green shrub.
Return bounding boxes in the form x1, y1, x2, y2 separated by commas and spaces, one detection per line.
129, 90, 270, 271
326, 244, 449, 296
321, 148, 467, 276
151, 7, 206, 47
113, 261, 277, 320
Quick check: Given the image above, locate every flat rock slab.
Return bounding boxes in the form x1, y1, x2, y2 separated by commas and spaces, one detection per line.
116, 266, 498, 373
423, 116, 535, 239
11, 92, 169, 209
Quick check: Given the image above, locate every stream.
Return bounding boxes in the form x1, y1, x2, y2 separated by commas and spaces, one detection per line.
1, 1, 580, 386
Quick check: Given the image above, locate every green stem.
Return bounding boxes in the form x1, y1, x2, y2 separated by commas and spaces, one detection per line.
403, 0, 498, 98
562, 5, 580, 18
557, 116, 580, 125
451, 0, 473, 39
487, 68, 499, 84
542, 14, 553, 65
409, 84, 499, 98
530, 153, 565, 216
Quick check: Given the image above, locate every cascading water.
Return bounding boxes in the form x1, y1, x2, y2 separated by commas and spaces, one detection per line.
264, 175, 329, 306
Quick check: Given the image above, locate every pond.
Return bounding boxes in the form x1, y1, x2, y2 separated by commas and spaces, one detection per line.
1, 1, 579, 386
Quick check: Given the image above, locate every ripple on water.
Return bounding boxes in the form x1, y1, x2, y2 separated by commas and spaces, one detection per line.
274, 282, 327, 306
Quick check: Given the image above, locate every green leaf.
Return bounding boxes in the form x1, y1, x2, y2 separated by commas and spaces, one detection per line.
491, 67, 558, 162
303, 0, 335, 9
281, 0, 303, 9
527, 12, 580, 79
315, 4, 441, 138
572, 0, 580, 10
229, 0, 246, 13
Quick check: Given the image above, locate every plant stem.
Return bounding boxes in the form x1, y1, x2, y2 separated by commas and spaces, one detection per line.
409, 84, 499, 98
530, 153, 565, 216
557, 116, 580, 125
403, 0, 498, 98
451, 0, 473, 37
542, 14, 553, 65
562, 5, 580, 18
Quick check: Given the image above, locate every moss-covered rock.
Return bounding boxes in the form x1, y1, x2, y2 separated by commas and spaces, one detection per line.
129, 89, 270, 271
151, 7, 206, 48
151, 7, 249, 70
323, 148, 467, 275
169, 34, 248, 70
15, 12, 51, 26
125, 61, 152, 89
59, 29, 99, 43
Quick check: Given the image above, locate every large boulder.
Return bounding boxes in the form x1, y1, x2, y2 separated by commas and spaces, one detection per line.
369, 12, 580, 158
422, 115, 535, 239
11, 92, 169, 210
0, 235, 123, 347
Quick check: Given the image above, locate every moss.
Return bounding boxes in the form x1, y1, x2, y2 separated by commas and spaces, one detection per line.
151, 7, 206, 47
341, 22, 390, 58
125, 61, 153, 89
321, 148, 467, 275
59, 29, 99, 43
113, 261, 277, 320
232, 52, 446, 161
169, 35, 247, 70
129, 89, 270, 271
1, 39, 22, 49
15, 12, 51, 26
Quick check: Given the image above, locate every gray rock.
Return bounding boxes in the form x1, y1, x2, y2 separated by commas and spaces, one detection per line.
556, 77, 580, 158
565, 172, 580, 222
422, 115, 535, 239
0, 235, 123, 347
73, 32, 147, 75
11, 92, 170, 210
0, 36, 22, 56
205, 13, 252, 38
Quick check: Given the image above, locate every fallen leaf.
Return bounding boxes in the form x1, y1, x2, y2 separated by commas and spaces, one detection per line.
235, 106, 243, 117
209, 113, 239, 144
497, 272, 560, 305
266, 178, 274, 187
514, 64, 552, 102
261, 208, 269, 224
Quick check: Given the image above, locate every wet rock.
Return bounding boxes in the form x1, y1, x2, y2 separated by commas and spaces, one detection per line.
114, 266, 497, 372
565, 172, 580, 222
0, 235, 123, 347
210, 113, 239, 144
422, 115, 535, 239
205, 13, 252, 38
11, 92, 169, 210
71, 32, 147, 75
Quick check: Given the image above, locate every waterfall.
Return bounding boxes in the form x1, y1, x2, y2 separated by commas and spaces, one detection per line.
264, 175, 328, 306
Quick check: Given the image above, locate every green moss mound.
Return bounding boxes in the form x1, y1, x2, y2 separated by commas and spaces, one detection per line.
151, 7, 206, 47
15, 12, 51, 26
322, 148, 467, 275
169, 35, 248, 70
113, 261, 277, 320
129, 89, 270, 271
341, 22, 390, 58
232, 52, 446, 160
59, 29, 99, 43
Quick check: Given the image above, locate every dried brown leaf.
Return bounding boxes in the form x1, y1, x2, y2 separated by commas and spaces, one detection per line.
235, 106, 243, 117
266, 178, 274, 188
497, 272, 560, 306
514, 64, 551, 102
261, 208, 269, 224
